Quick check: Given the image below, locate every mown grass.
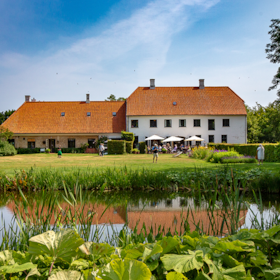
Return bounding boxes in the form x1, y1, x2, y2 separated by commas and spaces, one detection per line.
0, 153, 279, 176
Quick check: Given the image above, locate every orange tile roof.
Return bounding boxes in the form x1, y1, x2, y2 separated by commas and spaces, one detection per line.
2, 101, 126, 134
126, 87, 247, 116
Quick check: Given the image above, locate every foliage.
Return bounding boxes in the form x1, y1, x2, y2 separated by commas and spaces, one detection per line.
139, 142, 146, 154
0, 110, 15, 125
206, 150, 240, 163
246, 102, 280, 143
107, 140, 126, 154
191, 146, 214, 159
96, 136, 108, 149
121, 131, 135, 142
131, 148, 140, 153
45, 148, 51, 153
266, 19, 280, 97
125, 141, 133, 154
3, 225, 280, 279
220, 156, 257, 164
0, 140, 17, 156
105, 94, 126, 101
0, 126, 13, 141
16, 148, 41, 154
162, 148, 167, 153
80, 143, 89, 152
208, 143, 279, 162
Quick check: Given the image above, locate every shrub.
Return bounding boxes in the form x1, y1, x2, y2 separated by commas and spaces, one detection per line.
16, 148, 40, 154
139, 142, 146, 154
220, 156, 257, 164
208, 143, 279, 162
131, 148, 140, 154
125, 141, 133, 154
121, 131, 135, 142
191, 146, 213, 159
207, 150, 240, 163
108, 140, 126, 154
162, 148, 167, 153
0, 140, 17, 156
45, 148, 51, 153
274, 142, 280, 162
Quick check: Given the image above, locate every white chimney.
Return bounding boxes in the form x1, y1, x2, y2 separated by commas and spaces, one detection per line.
31, 98, 36, 102
25, 95, 30, 102
150, 79, 155, 89
86, 93, 90, 104
199, 79, 205, 89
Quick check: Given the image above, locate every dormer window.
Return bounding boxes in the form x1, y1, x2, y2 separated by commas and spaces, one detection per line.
112, 112, 116, 116
87, 112, 91, 117
61, 112, 65, 116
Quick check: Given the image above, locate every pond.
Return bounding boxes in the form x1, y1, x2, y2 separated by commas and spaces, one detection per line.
1, 189, 279, 248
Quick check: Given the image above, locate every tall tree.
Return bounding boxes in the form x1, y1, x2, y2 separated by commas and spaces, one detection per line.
0, 110, 15, 124
266, 19, 280, 98
105, 95, 126, 101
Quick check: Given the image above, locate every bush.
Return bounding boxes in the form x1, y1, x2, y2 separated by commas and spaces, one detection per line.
131, 148, 140, 154
162, 148, 167, 153
207, 150, 240, 163
16, 148, 40, 154
139, 142, 146, 154
125, 141, 133, 154
45, 148, 51, 153
108, 140, 126, 154
0, 140, 17, 156
121, 131, 135, 142
208, 143, 279, 162
191, 146, 213, 159
220, 156, 257, 164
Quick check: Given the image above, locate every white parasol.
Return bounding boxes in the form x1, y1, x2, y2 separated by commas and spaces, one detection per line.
162, 136, 184, 142
145, 135, 165, 141
184, 136, 204, 141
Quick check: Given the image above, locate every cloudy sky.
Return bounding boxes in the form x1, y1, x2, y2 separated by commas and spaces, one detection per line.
0, 0, 279, 111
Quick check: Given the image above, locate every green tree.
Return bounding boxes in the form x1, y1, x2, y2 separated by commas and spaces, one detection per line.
105, 94, 126, 101
0, 110, 15, 124
0, 126, 13, 141
266, 19, 280, 98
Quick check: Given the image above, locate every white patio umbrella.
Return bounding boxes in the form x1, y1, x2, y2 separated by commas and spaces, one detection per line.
162, 136, 184, 142
145, 135, 165, 141
184, 136, 204, 141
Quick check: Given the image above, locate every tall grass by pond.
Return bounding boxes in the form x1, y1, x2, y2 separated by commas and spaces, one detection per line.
0, 166, 279, 192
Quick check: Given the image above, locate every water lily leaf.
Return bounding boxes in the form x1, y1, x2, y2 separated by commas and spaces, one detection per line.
28, 229, 84, 262
158, 236, 180, 255
161, 250, 204, 273
222, 265, 246, 280
214, 240, 254, 253
0, 250, 14, 266
0, 262, 36, 274
166, 271, 188, 280
48, 270, 83, 280
25, 267, 41, 279
142, 244, 162, 262
99, 258, 151, 280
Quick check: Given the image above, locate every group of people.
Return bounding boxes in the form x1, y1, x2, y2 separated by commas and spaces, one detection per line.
147, 143, 191, 154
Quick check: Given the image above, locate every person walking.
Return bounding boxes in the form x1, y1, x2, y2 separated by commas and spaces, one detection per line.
152, 143, 159, 163
256, 144, 265, 165
100, 143, 105, 156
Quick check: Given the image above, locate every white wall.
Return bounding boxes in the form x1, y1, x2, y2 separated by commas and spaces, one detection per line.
127, 115, 247, 144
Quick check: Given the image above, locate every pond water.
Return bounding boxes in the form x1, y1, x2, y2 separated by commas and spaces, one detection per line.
0, 190, 279, 243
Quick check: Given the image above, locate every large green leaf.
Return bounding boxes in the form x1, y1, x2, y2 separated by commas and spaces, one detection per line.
166, 271, 188, 280
80, 242, 115, 257
195, 272, 212, 280
48, 270, 83, 280
158, 236, 180, 255
28, 229, 84, 262
98, 258, 151, 280
214, 240, 255, 254
248, 250, 268, 266
0, 250, 13, 266
264, 268, 280, 280
70, 259, 90, 270
203, 254, 223, 280
25, 267, 41, 279
0, 262, 36, 274
221, 254, 241, 268
142, 243, 162, 262
161, 250, 204, 273
121, 244, 145, 259
265, 225, 280, 237
222, 265, 246, 280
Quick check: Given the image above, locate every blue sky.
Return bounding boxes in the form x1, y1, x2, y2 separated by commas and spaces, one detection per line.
0, 0, 280, 111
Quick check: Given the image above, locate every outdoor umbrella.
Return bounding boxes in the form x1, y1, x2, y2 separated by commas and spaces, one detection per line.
162, 136, 184, 142
184, 136, 204, 141
145, 135, 165, 141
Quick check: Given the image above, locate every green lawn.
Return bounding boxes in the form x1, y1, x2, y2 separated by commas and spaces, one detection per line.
0, 153, 279, 176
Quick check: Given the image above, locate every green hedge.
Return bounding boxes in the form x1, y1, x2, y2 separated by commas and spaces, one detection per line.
121, 131, 135, 142
108, 140, 126, 154
139, 142, 146, 154
0, 140, 17, 156
16, 148, 40, 154
208, 143, 280, 162
125, 141, 133, 154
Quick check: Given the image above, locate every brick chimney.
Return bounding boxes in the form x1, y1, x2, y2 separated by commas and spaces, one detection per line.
86, 94, 90, 104
25, 95, 30, 102
199, 79, 205, 89
150, 79, 155, 89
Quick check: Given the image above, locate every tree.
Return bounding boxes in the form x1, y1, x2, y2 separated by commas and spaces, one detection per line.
266, 19, 280, 98
0, 126, 13, 141
0, 110, 15, 124
105, 95, 126, 101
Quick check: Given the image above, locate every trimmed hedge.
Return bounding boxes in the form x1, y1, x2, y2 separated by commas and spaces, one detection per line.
16, 148, 40, 154
208, 143, 280, 162
139, 142, 146, 154
0, 140, 17, 156
108, 140, 126, 154
121, 131, 135, 142
125, 141, 133, 154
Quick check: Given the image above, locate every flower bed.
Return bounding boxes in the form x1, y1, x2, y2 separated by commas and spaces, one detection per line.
220, 155, 257, 164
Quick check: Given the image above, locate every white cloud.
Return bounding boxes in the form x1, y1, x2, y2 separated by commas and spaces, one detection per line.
0, 0, 219, 110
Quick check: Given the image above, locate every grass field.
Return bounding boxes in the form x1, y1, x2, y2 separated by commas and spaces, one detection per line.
0, 153, 279, 176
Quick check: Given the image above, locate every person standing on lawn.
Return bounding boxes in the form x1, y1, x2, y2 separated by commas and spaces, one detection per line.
57, 147, 62, 158
152, 143, 159, 163
257, 144, 265, 165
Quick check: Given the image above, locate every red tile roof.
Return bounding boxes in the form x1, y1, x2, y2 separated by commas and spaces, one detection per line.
2, 101, 126, 134
126, 87, 247, 116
